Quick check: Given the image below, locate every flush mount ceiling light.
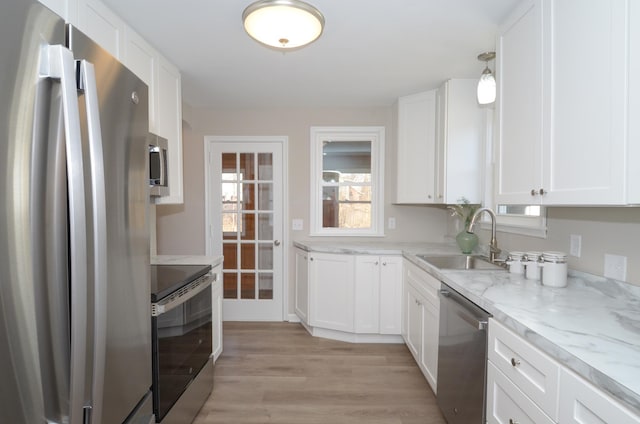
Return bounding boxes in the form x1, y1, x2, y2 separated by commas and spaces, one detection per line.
242, 0, 325, 50
477, 51, 496, 105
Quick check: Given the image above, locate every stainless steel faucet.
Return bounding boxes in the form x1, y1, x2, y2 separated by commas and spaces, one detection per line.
467, 207, 501, 263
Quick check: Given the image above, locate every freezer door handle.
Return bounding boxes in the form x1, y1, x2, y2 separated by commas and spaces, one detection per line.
45, 45, 88, 424
78, 59, 107, 424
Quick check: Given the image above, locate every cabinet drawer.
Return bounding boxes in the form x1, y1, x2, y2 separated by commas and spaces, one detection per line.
559, 368, 640, 424
488, 318, 560, 420
405, 260, 440, 307
487, 362, 555, 424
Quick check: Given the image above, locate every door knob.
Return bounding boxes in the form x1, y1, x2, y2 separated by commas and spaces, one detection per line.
274, 240, 281, 246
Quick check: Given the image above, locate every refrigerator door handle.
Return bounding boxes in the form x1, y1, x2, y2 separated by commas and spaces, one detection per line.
44, 45, 88, 424
78, 60, 107, 424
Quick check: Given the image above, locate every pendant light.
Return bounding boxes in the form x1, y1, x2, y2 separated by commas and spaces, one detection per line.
242, 0, 325, 50
477, 52, 496, 105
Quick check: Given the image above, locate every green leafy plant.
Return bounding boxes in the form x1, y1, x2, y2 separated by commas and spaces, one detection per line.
447, 197, 480, 231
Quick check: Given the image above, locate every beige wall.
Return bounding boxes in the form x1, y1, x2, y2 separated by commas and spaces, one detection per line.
158, 104, 640, 319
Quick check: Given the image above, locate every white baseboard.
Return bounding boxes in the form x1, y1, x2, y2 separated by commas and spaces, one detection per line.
287, 313, 301, 323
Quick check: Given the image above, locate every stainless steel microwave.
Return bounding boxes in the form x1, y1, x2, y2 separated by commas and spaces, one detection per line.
149, 134, 169, 197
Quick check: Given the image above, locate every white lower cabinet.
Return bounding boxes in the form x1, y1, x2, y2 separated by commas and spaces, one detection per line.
559, 369, 640, 424
211, 264, 223, 362
309, 252, 355, 333
294, 249, 402, 339
487, 318, 640, 424
402, 260, 440, 393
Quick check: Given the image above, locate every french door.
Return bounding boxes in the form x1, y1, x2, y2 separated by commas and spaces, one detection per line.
206, 138, 284, 321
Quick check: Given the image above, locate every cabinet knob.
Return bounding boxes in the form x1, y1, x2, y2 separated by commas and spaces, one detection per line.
509, 419, 519, 424
539, 188, 545, 195
382, 262, 387, 266
310, 257, 314, 261
530, 189, 539, 196
511, 357, 521, 367
427, 194, 432, 199
375, 261, 379, 265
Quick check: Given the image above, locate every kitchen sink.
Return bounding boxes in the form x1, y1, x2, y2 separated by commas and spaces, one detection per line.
416, 254, 506, 271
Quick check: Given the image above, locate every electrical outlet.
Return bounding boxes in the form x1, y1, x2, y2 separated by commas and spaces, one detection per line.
569, 234, 581, 257
291, 219, 303, 231
604, 254, 627, 281
388, 217, 396, 230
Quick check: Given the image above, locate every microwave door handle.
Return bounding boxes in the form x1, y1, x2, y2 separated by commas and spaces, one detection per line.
45, 45, 88, 424
78, 59, 107, 424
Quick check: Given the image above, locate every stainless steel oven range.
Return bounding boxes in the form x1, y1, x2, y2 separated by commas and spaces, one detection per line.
150, 264, 214, 423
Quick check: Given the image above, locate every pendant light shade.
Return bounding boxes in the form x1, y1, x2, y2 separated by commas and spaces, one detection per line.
242, 0, 325, 50
476, 52, 496, 105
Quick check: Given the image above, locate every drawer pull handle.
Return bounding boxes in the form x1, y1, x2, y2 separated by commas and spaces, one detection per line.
509, 419, 519, 424
511, 358, 521, 367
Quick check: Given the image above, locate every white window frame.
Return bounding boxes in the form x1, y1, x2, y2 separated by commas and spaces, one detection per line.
309, 126, 385, 237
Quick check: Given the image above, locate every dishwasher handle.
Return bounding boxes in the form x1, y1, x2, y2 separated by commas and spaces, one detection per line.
440, 288, 489, 331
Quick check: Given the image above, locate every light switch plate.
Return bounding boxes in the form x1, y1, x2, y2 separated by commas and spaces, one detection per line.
291, 219, 303, 231
604, 254, 627, 281
569, 234, 581, 257
388, 217, 396, 230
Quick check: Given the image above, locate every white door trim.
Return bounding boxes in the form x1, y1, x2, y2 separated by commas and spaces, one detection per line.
204, 135, 289, 321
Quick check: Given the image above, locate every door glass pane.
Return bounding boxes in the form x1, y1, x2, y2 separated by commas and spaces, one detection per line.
258, 273, 273, 299
258, 244, 273, 270
223, 272, 237, 299
240, 153, 255, 181
222, 213, 239, 239
223, 243, 237, 269
257, 214, 273, 240
241, 273, 255, 299
241, 213, 255, 240
258, 153, 273, 180
222, 153, 236, 173
242, 183, 255, 211
258, 183, 273, 210
240, 244, 255, 269
221, 183, 238, 208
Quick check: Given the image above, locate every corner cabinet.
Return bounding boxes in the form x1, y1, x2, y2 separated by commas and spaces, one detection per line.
496, 0, 640, 205
402, 260, 440, 393
395, 79, 484, 204
294, 248, 403, 342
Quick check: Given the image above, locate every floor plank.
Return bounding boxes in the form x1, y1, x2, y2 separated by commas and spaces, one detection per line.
193, 322, 446, 424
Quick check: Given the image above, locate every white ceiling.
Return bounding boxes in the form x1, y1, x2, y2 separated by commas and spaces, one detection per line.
101, 0, 521, 108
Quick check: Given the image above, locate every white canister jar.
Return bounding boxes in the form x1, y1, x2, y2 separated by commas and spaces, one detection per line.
524, 251, 542, 280
540, 251, 568, 287
506, 251, 525, 274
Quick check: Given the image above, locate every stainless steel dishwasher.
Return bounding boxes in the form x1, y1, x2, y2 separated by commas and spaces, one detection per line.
436, 282, 491, 424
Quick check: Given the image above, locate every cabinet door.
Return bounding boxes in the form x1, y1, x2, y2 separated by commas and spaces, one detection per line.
396, 90, 437, 203
559, 368, 640, 424
378, 256, 402, 335
542, 0, 627, 205
420, 297, 439, 393
486, 362, 555, 424
354, 256, 380, 333
38, 0, 72, 20
154, 57, 184, 205
123, 28, 157, 133
309, 253, 354, 332
405, 283, 423, 361
211, 266, 223, 361
76, 0, 124, 59
496, 0, 544, 205
294, 248, 309, 323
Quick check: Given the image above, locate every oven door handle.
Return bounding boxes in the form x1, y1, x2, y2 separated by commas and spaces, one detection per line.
151, 273, 214, 317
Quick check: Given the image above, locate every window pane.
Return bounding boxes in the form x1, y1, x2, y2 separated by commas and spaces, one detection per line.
240, 244, 255, 269
222, 213, 239, 238
258, 183, 273, 211
221, 153, 236, 174
258, 153, 273, 180
221, 183, 238, 209
240, 153, 255, 180
322, 189, 339, 228
338, 185, 371, 202
322, 140, 371, 175
223, 272, 237, 299
241, 213, 255, 240
339, 203, 371, 229
223, 243, 237, 269
258, 273, 273, 299
497, 204, 541, 216
240, 273, 255, 299
258, 213, 273, 240
242, 183, 255, 211
258, 243, 273, 270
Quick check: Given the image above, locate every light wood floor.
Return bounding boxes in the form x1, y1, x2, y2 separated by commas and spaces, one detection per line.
193, 322, 446, 424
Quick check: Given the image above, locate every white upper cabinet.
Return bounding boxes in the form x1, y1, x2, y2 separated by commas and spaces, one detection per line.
38, 0, 76, 21
496, 0, 639, 205
396, 80, 484, 205
396, 90, 438, 203
123, 28, 157, 132
435, 79, 485, 204
76, 0, 125, 59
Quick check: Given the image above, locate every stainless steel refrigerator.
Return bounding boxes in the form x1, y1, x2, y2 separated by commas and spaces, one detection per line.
0, 1, 152, 423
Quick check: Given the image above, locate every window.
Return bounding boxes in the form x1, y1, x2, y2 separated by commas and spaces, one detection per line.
310, 127, 385, 236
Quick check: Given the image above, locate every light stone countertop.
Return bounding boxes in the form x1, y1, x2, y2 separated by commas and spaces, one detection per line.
295, 241, 640, 415
151, 254, 223, 268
